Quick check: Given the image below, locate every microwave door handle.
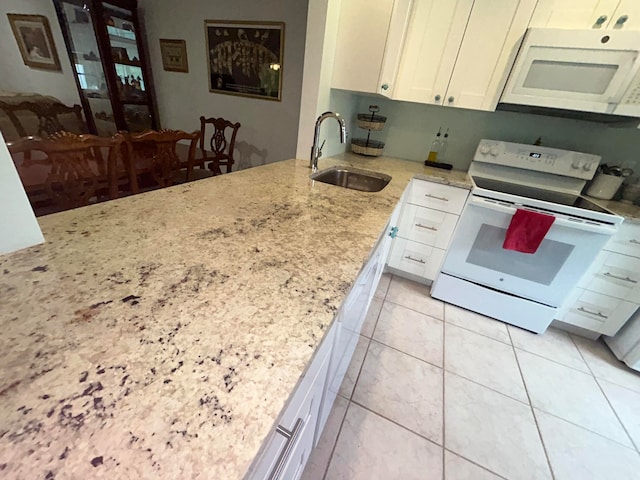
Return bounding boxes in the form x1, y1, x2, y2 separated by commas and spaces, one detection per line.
469, 197, 618, 235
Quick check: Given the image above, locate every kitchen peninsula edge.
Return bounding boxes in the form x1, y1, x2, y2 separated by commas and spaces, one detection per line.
0, 153, 467, 479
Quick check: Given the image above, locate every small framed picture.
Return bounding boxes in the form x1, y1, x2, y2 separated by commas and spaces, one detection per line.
159, 39, 188, 73
8, 14, 61, 71
205, 20, 284, 101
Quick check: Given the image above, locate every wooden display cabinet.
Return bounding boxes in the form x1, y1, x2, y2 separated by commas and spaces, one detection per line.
53, 0, 158, 136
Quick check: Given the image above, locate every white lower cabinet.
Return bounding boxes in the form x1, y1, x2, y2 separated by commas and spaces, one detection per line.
248, 325, 334, 480
246, 204, 402, 480
555, 221, 640, 338
388, 179, 469, 283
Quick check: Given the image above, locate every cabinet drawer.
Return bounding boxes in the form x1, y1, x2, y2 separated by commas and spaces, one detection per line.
388, 237, 446, 281
556, 288, 638, 336
397, 203, 459, 249
604, 222, 640, 258
407, 179, 469, 214
578, 251, 640, 301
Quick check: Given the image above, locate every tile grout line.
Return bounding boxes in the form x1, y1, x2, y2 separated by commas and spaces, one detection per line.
568, 335, 640, 393
442, 447, 510, 480
369, 334, 444, 370
508, 327, 557, 480
569, 334, 639, 453
441, 307, 446, 480
320, 400, 351, 480
511, 345, 592, 376
317, 275, 391, 480
350, 398, 444, 449
383, 297, 445, 323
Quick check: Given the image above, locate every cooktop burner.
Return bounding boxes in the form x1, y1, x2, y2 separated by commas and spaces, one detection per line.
472, 176, 611, 214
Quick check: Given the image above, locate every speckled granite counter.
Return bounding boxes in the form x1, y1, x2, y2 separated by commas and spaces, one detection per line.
585, 196, 640, 224
0, 154, 467, 479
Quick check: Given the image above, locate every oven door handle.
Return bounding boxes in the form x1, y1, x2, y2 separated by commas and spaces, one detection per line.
469, 197, 618, 236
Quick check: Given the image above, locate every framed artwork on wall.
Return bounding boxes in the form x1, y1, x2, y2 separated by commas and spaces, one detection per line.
7, 14, 62, 71
159, 38, 189, 73
205, 20, 284, 101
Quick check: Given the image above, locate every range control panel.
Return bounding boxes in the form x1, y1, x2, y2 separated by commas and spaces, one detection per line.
474, 140, 601, 180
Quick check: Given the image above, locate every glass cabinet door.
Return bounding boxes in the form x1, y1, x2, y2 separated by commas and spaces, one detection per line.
102, 1, 153, 131
57, 0, 117, 136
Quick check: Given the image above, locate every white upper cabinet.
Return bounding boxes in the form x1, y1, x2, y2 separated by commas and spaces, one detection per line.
393, 0, 474, 105
331, 0, 413, 97
530, 0, 640, 30
394, 0, 538, 110
446, 0, 539, 110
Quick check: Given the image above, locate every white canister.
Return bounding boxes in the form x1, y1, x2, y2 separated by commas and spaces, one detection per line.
586, 172, 625, 200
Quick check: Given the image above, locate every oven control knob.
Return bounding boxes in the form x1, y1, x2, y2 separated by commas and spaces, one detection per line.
571, 160, 585, 169
583, 163, 593, 171
490, 146, 500, 156
479, 144, 491, 155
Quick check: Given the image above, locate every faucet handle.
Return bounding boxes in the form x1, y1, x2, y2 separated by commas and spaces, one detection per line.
318, 139, 326, 158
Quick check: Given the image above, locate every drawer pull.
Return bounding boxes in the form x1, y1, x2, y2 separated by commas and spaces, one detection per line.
577, 306, 608, 319
415, 223, 438, 231
269, 418, 305, 480
604, 272, 638, 284
630, 239, 640, 245
404, 255, 425, 264
424, 193, 449, 202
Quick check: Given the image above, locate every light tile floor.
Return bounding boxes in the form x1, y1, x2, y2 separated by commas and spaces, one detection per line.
301, 274, 640, 480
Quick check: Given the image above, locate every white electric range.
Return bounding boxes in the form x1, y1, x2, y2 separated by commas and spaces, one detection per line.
432, 140, 624, 334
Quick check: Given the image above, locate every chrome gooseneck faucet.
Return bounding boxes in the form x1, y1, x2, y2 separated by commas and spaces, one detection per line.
310, 112, 347, 172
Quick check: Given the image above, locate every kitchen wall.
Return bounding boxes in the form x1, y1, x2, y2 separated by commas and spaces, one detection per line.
328, 92, 640, 179
0, 0, 81, 106
0, 130, 44, 255
139, 0, 308, 168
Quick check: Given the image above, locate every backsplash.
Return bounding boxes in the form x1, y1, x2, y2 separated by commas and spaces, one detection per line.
328, 90, 640, 182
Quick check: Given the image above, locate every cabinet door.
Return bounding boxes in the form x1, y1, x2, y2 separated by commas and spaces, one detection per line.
610, 0, 640, 30
446, 0, 538, 110
394, 0, 474, 104
529, 0, 620, 29
332, 0, 412, 96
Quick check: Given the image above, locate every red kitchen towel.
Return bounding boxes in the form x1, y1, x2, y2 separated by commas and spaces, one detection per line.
503, 209, 555, 254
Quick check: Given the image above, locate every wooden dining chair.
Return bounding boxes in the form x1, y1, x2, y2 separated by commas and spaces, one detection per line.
123, 129, 201, 192
7, 132, 124, 214
198, 116, 241, 175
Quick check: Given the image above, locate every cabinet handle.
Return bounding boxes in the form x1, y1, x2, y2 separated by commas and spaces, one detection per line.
630, 239, 640, 245
604, 272, 638, 284
404, 255, 425, 264
435, 94, 441, 102
381, 83, 389, 91
595, 14, 608, 26
615, 15, 629, 27
269, 418, 305, 480
425, 193, 449, 202
447, 96, 455, 103
415, 223, 438, 231
577, 306, 608, 319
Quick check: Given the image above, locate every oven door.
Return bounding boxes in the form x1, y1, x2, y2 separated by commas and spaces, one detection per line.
440, 196, 617, 307
501, 28, 640, 115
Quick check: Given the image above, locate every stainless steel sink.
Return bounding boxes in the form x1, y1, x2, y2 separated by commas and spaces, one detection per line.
310, 166, 391, 192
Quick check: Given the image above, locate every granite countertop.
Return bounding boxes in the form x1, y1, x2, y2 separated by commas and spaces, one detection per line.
0, 153, 467, 479
585, 196, 640, 224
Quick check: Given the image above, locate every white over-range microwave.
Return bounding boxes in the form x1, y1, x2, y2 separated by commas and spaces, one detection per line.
499, 28, 640, 120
